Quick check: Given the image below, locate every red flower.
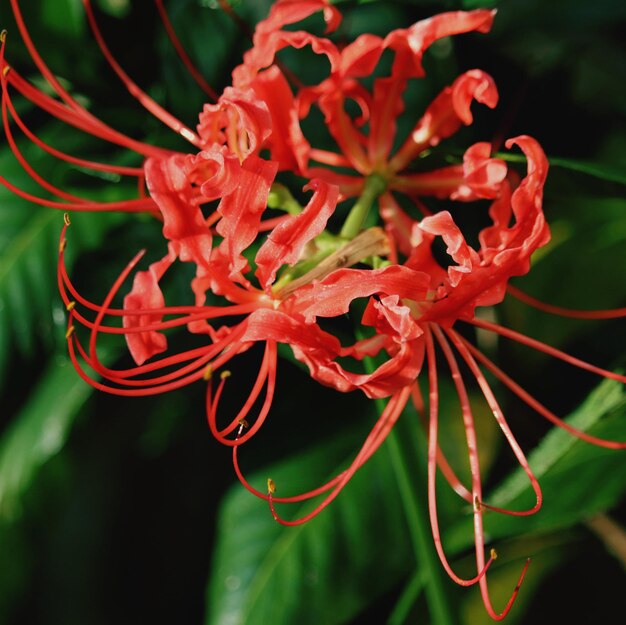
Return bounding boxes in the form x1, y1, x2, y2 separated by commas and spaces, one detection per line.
3, 2, 626, 621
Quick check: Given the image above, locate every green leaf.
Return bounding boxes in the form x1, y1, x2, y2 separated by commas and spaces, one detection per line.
0, 349, 114, 522
496, 152, 626, 186
95, 0, 132, 18
41, 0, 84, 38
0, 127, 129, 387
461, 0, 498, 8
205, 432, 412, 625
446, 378, 626, 552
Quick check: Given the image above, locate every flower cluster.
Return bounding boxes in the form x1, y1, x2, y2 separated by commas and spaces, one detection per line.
2, 0, 625, 619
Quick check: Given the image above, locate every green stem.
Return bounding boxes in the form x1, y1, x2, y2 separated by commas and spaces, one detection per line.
340, 174, 387, 239
267, 183, 303, 215
363, 346, 459, 625
387, 571, 425, 625
385, 423, 459, 625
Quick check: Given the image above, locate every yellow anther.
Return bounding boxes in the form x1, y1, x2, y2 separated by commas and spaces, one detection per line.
203, 364, 213, 381
238, 418, 249, 429
0, 30, 7, 43
65, 325, 75, 339
63, 212, 71, 226
66, 301, 76, 312
3, 64, 11, 77
490, 548, 498, 561
267, 478, 276, 495
59, 238, 67, 253
220, 370, 232, 380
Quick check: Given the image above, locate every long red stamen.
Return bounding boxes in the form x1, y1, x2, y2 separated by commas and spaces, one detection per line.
5, 5, 169, 159
469, 317, 626, 385
507, 284, 626, 320
411, 382, 473, 501
447, 328, 543, 516
0, 174, 155, 211
154, 0, 219, 101
426, 326, 494, 585
4, 68, 169, 158
206, 341, 277, 446
231, 387, 411, 514
462, 338, 626, 450
436, 327, 532, 618
3, 83, 143, 176
266, 386, 410, 525
82, 0, 202, 148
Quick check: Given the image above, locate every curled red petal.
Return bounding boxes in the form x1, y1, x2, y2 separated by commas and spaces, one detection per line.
419, 211, 480, 287
457, 142, 507, 200
144, 155, 213, 269
391, 69, 498, 172
215, 154, 278, 277
420, 136, 550, 325
385, 10, 496, 79
123, 249, 176, 365
290, 265, 430, 324
255, 179, 339, 289
250, 66, 311, 172
196, 87, 272, 159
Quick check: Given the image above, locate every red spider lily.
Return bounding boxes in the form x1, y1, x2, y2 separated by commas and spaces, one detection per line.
231, 2, 504, 213
3, 1, 626, 621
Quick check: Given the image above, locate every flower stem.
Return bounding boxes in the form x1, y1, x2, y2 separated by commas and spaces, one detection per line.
385, 419, 460, 625
340, 174, 387, 239
267, 183, 303, 215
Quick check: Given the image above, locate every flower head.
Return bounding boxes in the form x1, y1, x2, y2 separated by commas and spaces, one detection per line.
2, 1, 626, 621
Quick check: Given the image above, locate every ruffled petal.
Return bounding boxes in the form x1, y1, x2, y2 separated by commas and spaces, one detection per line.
144, 154, 212, 270
419, 211, 481, 287
385, 10, 495, 79
250, 66, 311, 172
420, 136, 550, 324
290, 265, 430, 323
393, 143, 506, 201
122, 248, 176, 365
196, 87, 272, 160
215, 154, 278, 277
255, 179, 339, 289
391, 69, 498, 171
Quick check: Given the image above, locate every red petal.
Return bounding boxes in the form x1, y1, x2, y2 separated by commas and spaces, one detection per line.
420, 136, 550, 324
290, 265, 430, 323
419, 211, 480, 287
255, 179, 339, 289
391, 69, 498, 172
123, 249, 175, 365
215, 155, 278, 277
250, 66, 310, 172
197, 87, 272, 159
385, 10, 495, 79
144, 155, 212, 270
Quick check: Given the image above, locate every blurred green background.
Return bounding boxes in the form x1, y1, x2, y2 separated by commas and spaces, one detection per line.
0, 1, 625, 624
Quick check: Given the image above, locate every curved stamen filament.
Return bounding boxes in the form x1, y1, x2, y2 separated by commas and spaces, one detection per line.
411, 383, 473, 502
3, 81, 143, 176
446, 328, 543, 516
469, 317, 626, 385
267, 385, 410, 525
425, 326, 493, 586
154, 0, 219, 101
431, 331, 532, 619
461, 338, 626, 450
231, 386, 411, 513
206, 341, 277, 446
83, 0, 202, 148
507, 284, 626, 320
4, 9, 168, 159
